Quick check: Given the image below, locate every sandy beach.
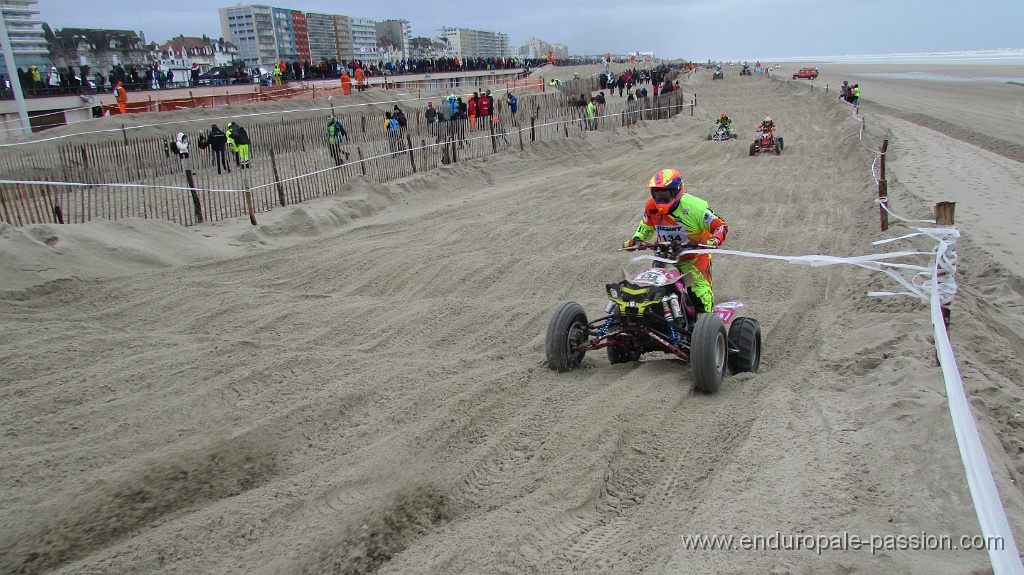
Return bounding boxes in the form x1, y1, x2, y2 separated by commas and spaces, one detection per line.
2, 61, 1024, 574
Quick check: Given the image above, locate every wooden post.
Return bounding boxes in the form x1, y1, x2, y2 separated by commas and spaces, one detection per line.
185, 168, 204, 223
357, 147, 366, 176
879, 139, 889, 231
407, 133, 416, 172
518, 126, 524, 151
935, 201, 956, 328
122, 124, 128, 147
269, 147, 287, 206
244, 177, 257, 226
489, 117, 497, 153
421, 139, 428, 172
530, 116, 536, 142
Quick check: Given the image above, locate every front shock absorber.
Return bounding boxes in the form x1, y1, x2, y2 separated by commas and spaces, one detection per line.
598, 301, 616, 336
662, 296, 679, 346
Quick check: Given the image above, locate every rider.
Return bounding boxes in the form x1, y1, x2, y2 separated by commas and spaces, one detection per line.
623, 169, 728, 314
760, 116, 777, 143
716, 112, 733, 133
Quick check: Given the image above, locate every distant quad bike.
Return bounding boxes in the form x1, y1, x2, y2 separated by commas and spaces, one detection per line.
707, 124, 737, 141
712, 67, 724, 80
545, 240, 762, 393
750, 129, 783, 155
740, 64, 752, 76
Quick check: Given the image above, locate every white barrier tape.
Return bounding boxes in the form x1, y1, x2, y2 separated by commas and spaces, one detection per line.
678, 235, 1021, 573
875, 197, 936, 224
929, 241, 1024, 574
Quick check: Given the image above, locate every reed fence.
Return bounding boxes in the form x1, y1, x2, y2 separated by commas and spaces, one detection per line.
0, 89, 689, 227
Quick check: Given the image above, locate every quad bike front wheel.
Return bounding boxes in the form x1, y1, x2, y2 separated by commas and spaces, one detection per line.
777, 137, 784, 152
546, 301, 588, 372
749, 142, 757, 156
728, 317, 762, 374
691, 312, 728, 393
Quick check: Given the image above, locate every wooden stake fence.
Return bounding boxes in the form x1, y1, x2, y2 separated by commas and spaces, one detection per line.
0, 90, 688, 228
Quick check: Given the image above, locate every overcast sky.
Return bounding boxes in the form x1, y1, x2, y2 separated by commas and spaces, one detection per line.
37, 0, 1023, 62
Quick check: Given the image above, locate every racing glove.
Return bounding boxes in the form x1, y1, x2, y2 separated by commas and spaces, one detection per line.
624, 238, 642, 248
705, 236, 722, 247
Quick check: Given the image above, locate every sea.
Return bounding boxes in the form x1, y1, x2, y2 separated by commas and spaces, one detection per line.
756, 48, 1024, 83
762, 47, 1024, 65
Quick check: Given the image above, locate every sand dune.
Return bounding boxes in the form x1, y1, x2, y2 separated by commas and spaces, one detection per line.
1, 64, 1023, 574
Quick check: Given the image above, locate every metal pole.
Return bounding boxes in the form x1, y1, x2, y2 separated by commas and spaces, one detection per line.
0, 13, 32, 135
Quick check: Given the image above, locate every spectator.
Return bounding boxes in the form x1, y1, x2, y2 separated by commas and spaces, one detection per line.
385, 112, 401, 157
586, 96, 597, 130
393, 105, 408, 131
174, 132, 190, 171
326, 115, 348, 165
167, 69, 175, 88
840, 81, 849, 102
226, 122, 251, 169
506, 92, 518, 125
207, 124, 230, 174
851, 84, 860, 106
29, 65, 41, 95
114, 81, 128, 114
46, 66, 60, 95
340, 70, 351, 95
477, 90, 491, 119
354, 66, 365, 91
468, 93, 478, 130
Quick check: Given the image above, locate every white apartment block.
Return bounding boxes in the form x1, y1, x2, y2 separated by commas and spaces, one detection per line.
436, 27, 511, 61
0, 0, 50, 78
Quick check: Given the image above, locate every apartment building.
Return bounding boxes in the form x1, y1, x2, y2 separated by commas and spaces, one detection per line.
0, 0, 50, 78
436, 27, 511, 61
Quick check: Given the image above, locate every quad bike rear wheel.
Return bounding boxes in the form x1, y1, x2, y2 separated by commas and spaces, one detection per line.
728, 317, 762, 374
777, 137, 784, 152
691, 312, 728, 393
546, 301, 588, 372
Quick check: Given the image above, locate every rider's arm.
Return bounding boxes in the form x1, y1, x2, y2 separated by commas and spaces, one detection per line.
704, 209, 727, 245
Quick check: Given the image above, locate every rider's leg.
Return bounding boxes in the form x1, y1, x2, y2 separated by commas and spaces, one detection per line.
689, 258, 714, 313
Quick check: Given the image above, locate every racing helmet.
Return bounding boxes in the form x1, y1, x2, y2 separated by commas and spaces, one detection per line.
721, 113, 728, 119
765, 116, 772, 123
648, 169, 684, 206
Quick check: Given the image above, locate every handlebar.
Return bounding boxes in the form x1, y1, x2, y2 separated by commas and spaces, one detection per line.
619, 240, 716, 252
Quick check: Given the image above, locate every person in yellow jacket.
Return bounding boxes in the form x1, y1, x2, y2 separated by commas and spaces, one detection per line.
624, 169, 728, 313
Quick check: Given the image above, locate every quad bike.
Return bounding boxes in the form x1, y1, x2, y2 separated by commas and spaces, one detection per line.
749, 129, 783, 155
707, 124, 737, 141
545, 240, 762, 393
712, 67, 724, 80
740, 65, 752, 76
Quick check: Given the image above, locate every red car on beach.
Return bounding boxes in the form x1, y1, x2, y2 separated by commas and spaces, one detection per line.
792, 67, 819, 79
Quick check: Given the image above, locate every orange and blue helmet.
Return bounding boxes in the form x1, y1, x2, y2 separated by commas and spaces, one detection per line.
648, 168, 684, 205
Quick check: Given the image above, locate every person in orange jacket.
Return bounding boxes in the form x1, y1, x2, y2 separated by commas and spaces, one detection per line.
115, 81, 128, 114
340, 70, 351, 95
354, 66, 365, 92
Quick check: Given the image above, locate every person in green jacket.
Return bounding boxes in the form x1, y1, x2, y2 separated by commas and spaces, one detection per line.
326, 115, 349, 165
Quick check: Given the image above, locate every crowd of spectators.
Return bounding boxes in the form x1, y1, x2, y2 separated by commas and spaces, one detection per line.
0, 56, 550, 100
